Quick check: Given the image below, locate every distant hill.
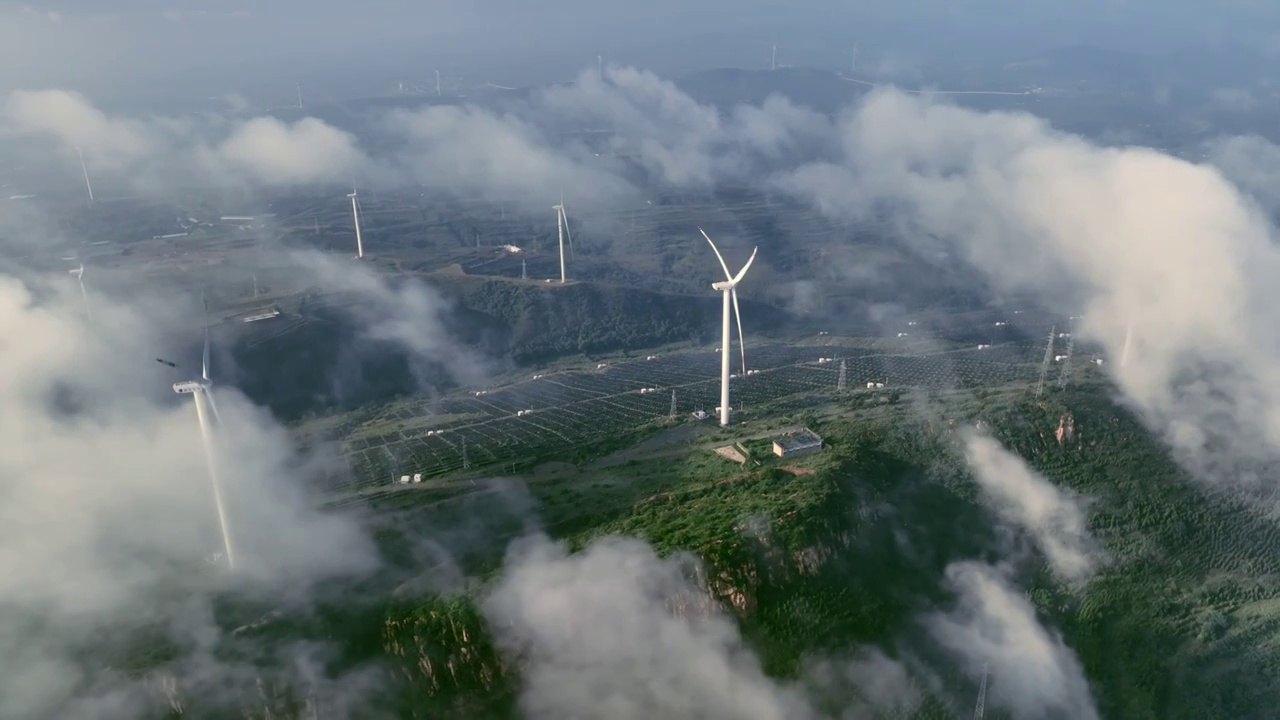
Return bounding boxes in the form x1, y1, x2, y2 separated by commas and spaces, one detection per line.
228, 278, 792, 421
674, 67, 863, 114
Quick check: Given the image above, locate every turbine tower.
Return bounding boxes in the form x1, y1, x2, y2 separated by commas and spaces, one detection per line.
296, 83, 303, 109
77, 147, 94, 204
771, 43, 777, 70
435, 69, 442, 97
348, 189, 364, 259
552, 191, 574, 282
700, 228, 756, 427
1120, 319, 1133, 368
172, 299, 235, 570
68, 263, 90, 321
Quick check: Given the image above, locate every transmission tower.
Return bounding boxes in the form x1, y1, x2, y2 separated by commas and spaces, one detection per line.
837, 359, 847, 392
670, 389, 678, 418
1057, 329, 1075, 389
1035, 325, 1056, 399
973, 663, 990, 720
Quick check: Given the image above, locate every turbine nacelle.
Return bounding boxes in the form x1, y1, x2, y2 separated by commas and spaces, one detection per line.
173, 380, 207, 394
712, 280, 736, 291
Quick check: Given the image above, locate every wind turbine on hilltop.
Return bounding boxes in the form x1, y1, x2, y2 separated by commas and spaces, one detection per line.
552, 190, 575, 282
348, 189, 364, 259
68, 262, 91, 321
172, 297, 236, 570
700, 228, 756, 427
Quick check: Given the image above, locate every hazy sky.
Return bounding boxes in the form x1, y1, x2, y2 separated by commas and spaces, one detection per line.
3, 0, 1279, 104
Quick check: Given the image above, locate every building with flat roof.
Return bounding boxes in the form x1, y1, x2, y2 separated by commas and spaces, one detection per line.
772, 428, 824, 457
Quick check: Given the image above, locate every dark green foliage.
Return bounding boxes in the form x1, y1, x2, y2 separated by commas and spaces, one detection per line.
127, 383, 1280, 718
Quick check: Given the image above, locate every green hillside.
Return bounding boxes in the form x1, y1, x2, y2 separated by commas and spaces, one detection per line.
123, 381, 1280, 718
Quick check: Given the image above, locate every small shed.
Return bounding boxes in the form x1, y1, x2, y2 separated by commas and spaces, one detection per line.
772, 429, 824, 457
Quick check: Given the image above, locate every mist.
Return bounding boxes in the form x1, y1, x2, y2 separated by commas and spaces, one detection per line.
4, 0, 1275, 105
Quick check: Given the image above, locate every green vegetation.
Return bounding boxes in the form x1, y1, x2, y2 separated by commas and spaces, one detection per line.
139, 376, 1280, 718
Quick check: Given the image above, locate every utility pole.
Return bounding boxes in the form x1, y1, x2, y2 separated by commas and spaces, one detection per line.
252, 273, 259, 298
837, 359, 847, 392
462, 438, 470, 471
670, 389, 678, 418
1035, 325, 1055, 399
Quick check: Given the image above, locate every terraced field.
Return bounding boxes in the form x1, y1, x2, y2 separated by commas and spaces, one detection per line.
326, 308, 1087, 491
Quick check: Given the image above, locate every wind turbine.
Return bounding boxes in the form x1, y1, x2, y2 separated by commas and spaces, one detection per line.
552, 191, 575, 282
172, 298, 235, 570
435, 69, 442, 97
68, 262, 90, 320
1120, 319, 1133, 368
700, 228, 756, 427
348, 189, 364, 259
771, 43, 777, 71
76, 147, 94, 204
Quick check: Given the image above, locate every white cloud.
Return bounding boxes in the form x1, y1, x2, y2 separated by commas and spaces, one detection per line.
209, 116, 367, 186
482, 535, 816, 720
779, 87, 1280, 494
964, 432, 1100, 582
924, 562, 1099, 720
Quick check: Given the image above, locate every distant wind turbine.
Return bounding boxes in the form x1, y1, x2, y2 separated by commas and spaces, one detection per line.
1120, 319, 1133, 367
597, 55, 603, 77
296, 83, 303, 109
552, 191, 575, 282
348, 189, 364, 259
700, 228, 756, 427
172, 297, 235, 570
68, 262, 90, 320
771, 43, 777, 71
435, 69, 442, 97
77, 147, 94, 204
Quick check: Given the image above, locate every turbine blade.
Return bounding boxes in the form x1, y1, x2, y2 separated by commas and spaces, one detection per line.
731, 288, 747, 375
202, 295, 211, 382
699, 227, 733, 280
731, 247, 758, 284
204, 385, 225, 428
561, 206, 574, 258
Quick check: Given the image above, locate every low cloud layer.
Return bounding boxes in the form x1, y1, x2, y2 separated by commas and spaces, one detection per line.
925, 561, 1099, 720
0, 235, 500, 716
482, 534, 1098, 718
964, 432, 1100, 582
483, 535, 813, 720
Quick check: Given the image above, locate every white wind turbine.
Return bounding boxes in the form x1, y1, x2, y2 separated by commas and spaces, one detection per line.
700, 228, 756, 427
348, 189, 364, 259
77, 147, 94, 204
552, 191, 575, 282
68, 262, 91, 321
172, 298, 235, 570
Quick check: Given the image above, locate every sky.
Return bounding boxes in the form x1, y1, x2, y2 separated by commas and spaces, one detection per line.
3, 0, 1280, 103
